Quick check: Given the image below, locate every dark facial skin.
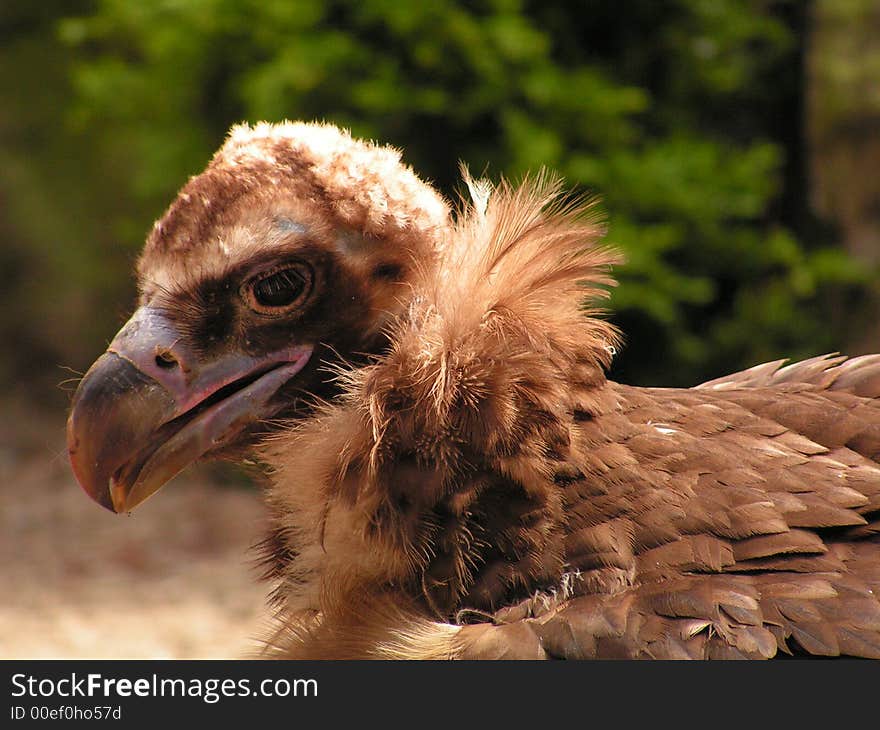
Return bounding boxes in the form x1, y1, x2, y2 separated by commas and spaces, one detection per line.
185, 242, 394, 455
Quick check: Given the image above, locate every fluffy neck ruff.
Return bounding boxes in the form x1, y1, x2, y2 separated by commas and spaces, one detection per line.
259, 175, 622, 645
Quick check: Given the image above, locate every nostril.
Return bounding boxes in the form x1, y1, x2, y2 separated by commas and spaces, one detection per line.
154, 350, 179, 369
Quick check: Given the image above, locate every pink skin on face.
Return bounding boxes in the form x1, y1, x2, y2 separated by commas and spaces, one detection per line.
67, 305, 314, 512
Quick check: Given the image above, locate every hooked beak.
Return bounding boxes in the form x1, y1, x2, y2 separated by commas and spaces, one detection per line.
67, 306, 312, 513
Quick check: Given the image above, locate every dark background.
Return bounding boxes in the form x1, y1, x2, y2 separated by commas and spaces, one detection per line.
1, 0, 878, 657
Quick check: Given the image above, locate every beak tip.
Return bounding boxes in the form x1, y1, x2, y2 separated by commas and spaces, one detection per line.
109, 479, 130, 514
67, 444, 121, 514
65, 351, 171, 515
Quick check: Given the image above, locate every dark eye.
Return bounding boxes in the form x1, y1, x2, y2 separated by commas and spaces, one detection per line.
246, 264, 312, 313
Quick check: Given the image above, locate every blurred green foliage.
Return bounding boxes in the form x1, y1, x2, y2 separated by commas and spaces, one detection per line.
0, 0, 875, 406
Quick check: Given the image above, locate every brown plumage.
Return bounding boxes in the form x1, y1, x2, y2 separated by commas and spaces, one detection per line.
67, 122, 880, 659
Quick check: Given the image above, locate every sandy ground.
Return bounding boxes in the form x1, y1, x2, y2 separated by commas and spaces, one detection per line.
0, 400, 272, 658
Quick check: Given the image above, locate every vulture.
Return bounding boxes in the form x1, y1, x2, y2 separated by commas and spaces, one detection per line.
67, 121, 880, 660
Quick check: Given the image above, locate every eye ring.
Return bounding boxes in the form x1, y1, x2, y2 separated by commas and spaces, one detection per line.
243, 262, 313, 315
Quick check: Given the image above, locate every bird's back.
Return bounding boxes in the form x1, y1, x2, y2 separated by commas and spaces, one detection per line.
456, 356, 880, 659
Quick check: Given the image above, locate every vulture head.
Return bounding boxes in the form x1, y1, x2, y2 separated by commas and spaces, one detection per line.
68, 122, 450, 513
68, 121, 880, 660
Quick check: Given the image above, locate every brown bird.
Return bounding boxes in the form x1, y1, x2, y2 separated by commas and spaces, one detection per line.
67, 122, 880, 659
